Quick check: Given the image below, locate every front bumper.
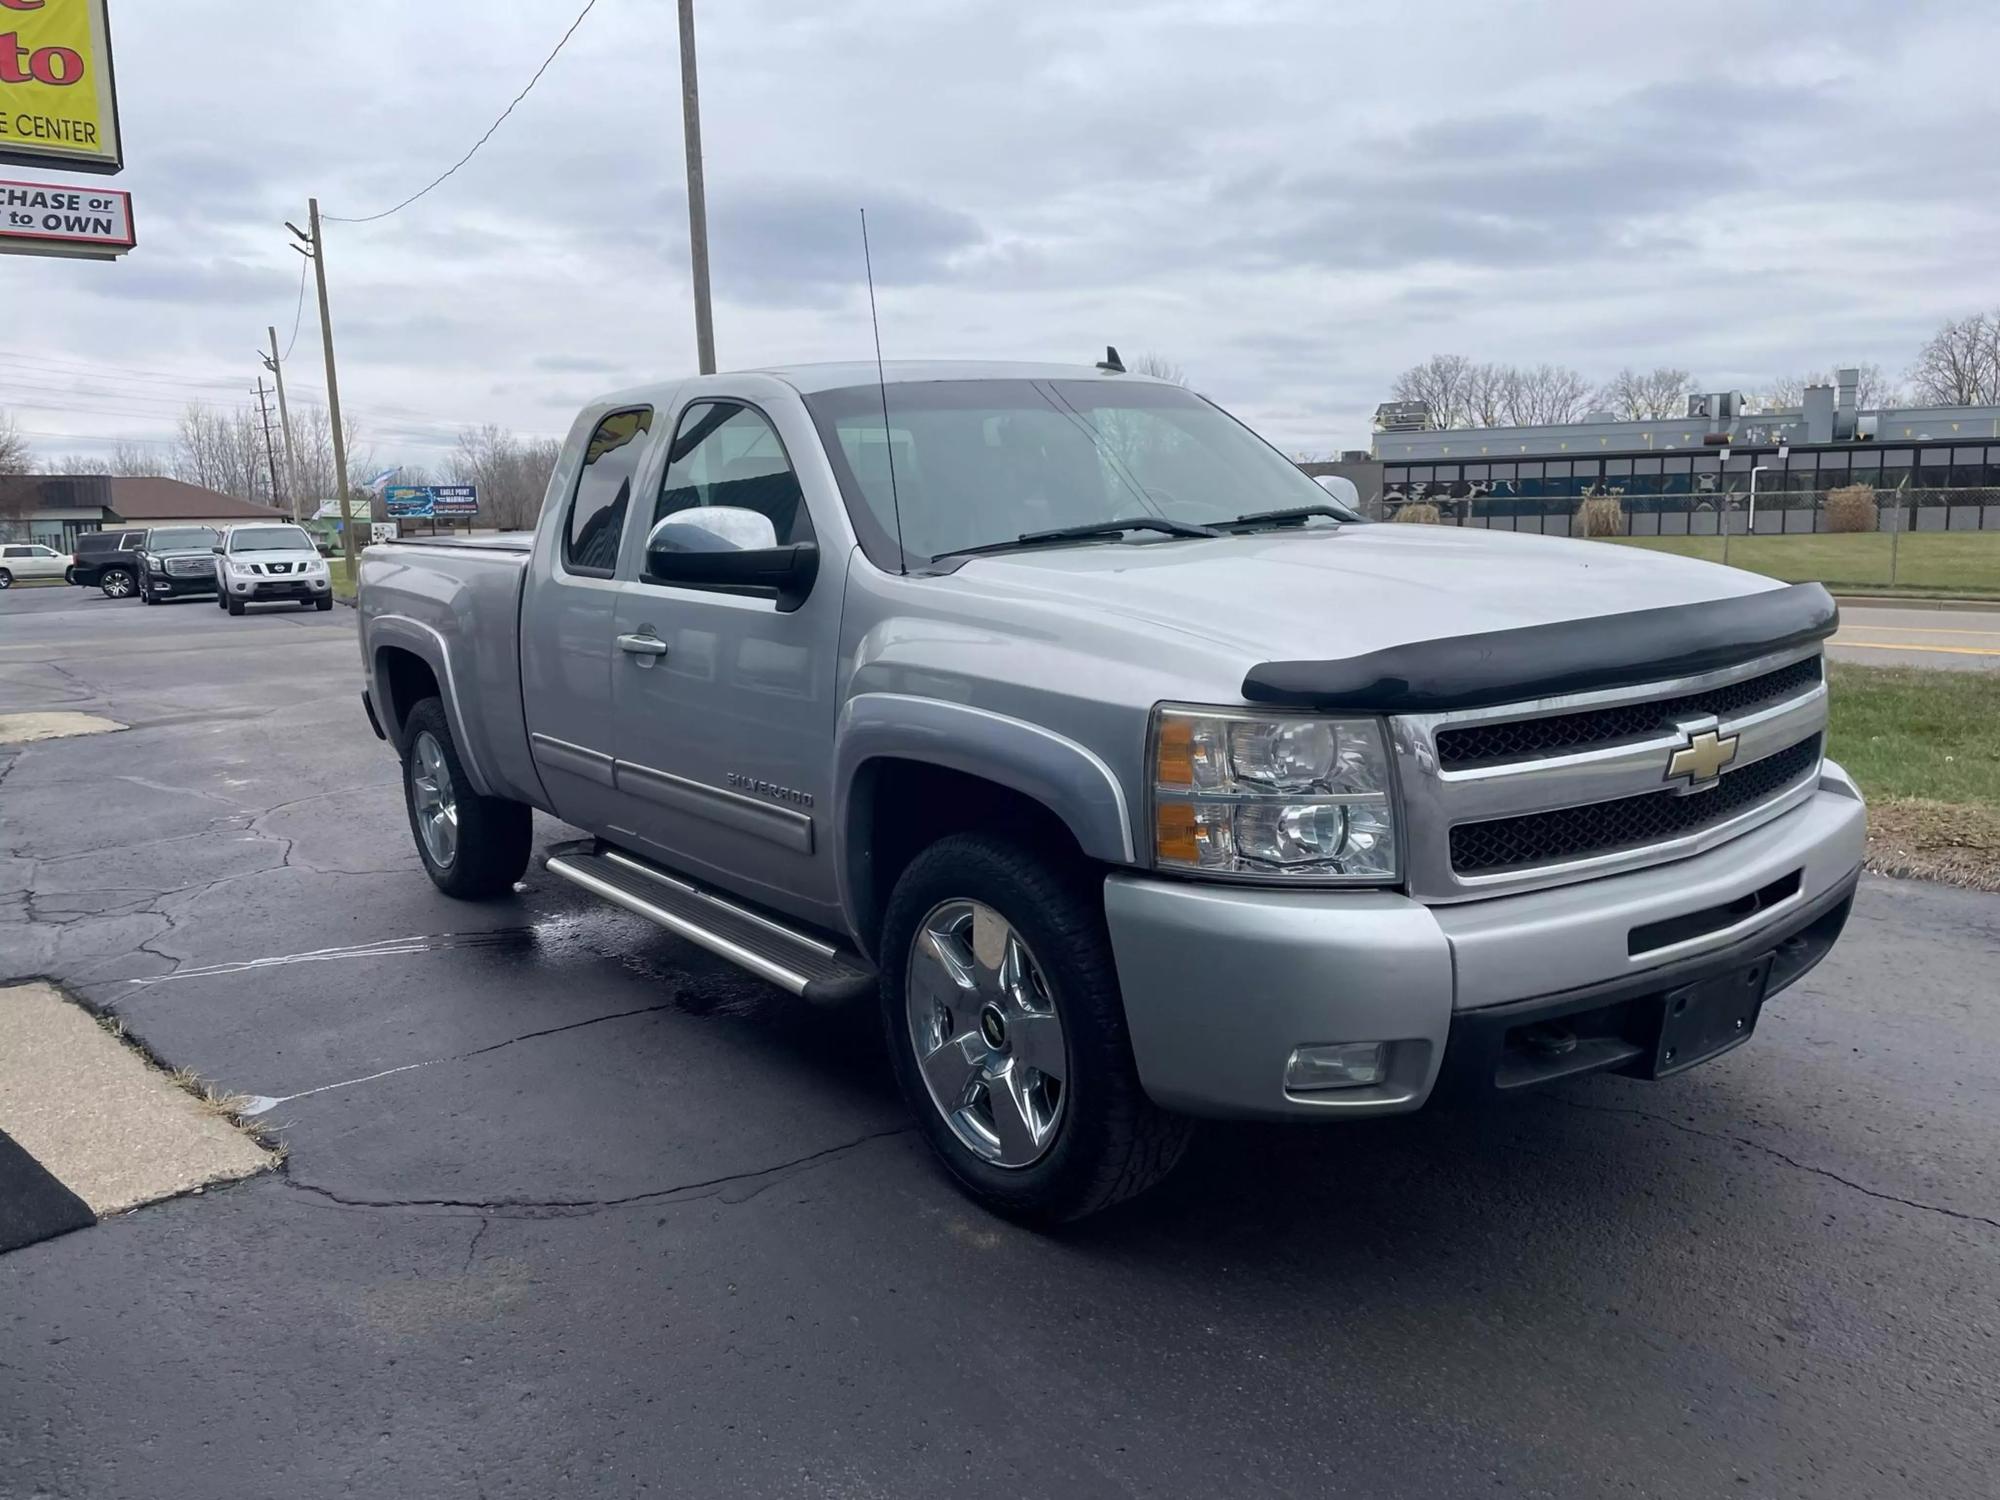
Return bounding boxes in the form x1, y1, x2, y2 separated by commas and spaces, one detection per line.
147, 571, 218, 597
227, 574, 330, 599
1103, 765, 1867, 1120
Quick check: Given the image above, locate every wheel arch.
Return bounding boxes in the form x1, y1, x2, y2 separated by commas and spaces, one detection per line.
835, 693, 1137, 957
366, 617, 495, 796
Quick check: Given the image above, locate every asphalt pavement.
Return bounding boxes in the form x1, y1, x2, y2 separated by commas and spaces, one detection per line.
2, 580, 1997, 1499
1828, 602, 2000, 670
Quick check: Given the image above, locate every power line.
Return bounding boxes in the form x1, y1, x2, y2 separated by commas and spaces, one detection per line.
282, 253, 310, 360
324, 0, 601, 225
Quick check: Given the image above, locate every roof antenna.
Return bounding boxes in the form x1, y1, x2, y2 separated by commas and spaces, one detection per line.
859, 208, 907, 575
1097, 345, 1125, 373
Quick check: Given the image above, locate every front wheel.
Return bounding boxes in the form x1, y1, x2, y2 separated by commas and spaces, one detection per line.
63, 567, 76, 585
314, 595, 334, 611
226, 595, 245, 616
0, 569, 12, 589
880, 834, 1192, 1224
400, 697, 532, 900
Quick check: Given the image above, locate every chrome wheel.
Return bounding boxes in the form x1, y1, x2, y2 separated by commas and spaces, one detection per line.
410, 730, 458, 869
101, 571, 132, 597
905, 899, 1068, 1168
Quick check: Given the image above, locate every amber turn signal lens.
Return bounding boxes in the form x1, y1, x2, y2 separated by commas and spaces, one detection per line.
1155, 801, 1199, 864
1156, 716, 1194, 787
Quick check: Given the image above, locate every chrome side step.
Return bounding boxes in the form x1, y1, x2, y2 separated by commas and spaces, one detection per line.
544, 843, 876, 1005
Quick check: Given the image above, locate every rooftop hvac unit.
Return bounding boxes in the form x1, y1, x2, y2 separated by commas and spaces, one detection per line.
1374, 400, 1433, 433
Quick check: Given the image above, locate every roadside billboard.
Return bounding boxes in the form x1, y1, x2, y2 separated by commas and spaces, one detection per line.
0, 175, 129, 257
0, 0, 123, 175
384, 485, 478, 519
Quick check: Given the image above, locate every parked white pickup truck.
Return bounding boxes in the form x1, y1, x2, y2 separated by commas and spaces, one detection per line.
357, 359, 1864, 1221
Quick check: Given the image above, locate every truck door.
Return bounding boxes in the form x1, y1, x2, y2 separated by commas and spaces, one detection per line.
606, 395, 844, 929
519, 403, 659, 834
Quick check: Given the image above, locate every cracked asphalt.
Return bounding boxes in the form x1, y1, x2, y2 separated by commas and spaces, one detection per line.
2, 582, 1997, 1499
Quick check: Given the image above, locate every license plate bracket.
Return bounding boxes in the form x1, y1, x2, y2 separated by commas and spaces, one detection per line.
1650, 957, 1771, 1077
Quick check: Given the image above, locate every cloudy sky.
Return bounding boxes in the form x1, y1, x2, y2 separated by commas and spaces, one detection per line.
12, 0, 2000, 471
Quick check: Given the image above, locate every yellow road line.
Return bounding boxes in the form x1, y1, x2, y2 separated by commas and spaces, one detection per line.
1832, 640, 2000, 657
1834, 624, 2000, 638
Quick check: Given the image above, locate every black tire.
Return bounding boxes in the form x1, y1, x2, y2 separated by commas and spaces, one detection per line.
100, 568, 134, 599
399, 697, 532, 900
63, 567, 76, 585
142, 584, 157, 605
226, 595, 245, 616
314, 595, 334, 611
216, 590, 229, 610
880, 833, 1192, 1224
0, 569, 11, 589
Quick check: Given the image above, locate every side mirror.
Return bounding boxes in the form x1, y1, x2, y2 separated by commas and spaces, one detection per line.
644, 508, 818, 611
211, 546, 225, 555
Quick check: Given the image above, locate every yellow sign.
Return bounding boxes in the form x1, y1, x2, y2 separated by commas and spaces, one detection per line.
0, 0, 121, 175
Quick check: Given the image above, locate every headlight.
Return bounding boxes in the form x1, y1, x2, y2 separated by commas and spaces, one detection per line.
1151, 706, 1399, 882
145, 557, 164, 573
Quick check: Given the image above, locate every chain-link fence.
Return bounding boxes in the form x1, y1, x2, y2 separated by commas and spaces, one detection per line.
1383, 487, 2000, 592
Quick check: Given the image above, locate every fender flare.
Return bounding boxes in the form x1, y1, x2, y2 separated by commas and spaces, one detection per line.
834, 692, 1138, 937
365, 614, 495, 797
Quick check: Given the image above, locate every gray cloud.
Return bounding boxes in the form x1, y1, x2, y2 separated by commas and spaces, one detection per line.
7, 0, 1999, 466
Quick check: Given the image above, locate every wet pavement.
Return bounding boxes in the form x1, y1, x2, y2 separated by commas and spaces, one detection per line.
2, 581, 1997, 1498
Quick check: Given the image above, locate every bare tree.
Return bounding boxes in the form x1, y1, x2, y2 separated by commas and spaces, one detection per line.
0, 410, 27, 475
447, 425, 561, 530
1503, 363, 1595, 426
1596, 366, 1693, 420
1132, 352, 1188, 387
1388, 354, 1475, 430
1906, 314, 2000, 406
288, 402, 370, 508
1463, 361, 1512, 427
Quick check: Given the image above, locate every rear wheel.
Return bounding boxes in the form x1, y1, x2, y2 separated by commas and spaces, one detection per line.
63, 567, 76, 585
100, 568, 133, 599
881, 833, 1192, 1224
400, 697, 532, 900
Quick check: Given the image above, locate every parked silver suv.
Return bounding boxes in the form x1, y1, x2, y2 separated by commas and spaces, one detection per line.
357, 359, 1864, 1222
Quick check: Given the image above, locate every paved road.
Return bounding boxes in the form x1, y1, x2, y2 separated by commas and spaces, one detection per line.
1828, 603, 2000, 671
2, 583, 1997, 1499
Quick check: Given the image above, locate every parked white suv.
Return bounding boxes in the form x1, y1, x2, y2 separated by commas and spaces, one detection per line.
0, 542, 68, 588
214, 523, 334, 614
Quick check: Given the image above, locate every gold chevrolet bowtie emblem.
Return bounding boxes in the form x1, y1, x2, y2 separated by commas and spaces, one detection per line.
1668, 728, 1739, 786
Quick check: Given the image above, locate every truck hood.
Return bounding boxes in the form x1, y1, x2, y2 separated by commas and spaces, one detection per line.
952, 523, 1775, 662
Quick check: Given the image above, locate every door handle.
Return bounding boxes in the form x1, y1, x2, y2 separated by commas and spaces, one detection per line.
616, 633, 669, 658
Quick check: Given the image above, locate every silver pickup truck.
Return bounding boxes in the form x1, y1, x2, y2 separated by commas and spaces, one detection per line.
358, 359, 1864, 1222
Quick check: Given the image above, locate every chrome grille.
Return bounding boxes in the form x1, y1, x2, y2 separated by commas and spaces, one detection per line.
1392, 647, 1829, 901
167, 557, 209, 575
1435, 656, 1822, 767
1449, 735, 1823, 875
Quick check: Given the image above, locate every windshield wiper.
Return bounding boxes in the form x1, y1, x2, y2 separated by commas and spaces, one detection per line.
1220, 504, 1348, 531
932, 516, 1219, 562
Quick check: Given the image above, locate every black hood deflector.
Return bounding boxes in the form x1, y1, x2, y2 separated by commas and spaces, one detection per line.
1241, 582, 1838, 714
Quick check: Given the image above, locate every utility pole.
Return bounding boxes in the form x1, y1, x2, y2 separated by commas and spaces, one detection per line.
260, 326, 300, 523
678, 0, 716, 374
253, 377, 283, 510
289, 198, 357, 574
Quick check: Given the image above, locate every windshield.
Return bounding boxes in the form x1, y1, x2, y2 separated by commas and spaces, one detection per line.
147, 527, 219, 552
803, 378, 1358, 568
229, 526, 314, 553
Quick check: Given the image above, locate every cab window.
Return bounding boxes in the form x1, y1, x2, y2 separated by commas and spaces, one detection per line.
651, 401, 812, 552
563, 407, 654, 577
